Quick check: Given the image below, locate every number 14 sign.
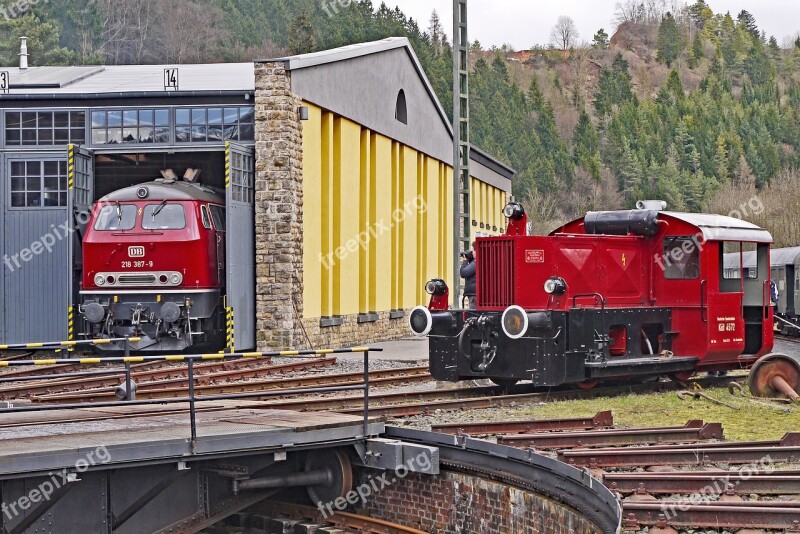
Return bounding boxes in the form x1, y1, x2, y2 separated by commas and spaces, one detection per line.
163, 68, 179, 91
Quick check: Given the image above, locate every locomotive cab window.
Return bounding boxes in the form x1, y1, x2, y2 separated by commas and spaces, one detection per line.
209, 204, 226, 232
662, 236, 700, 279
93, 204, 137, 231
142, 203, 186, 230
200, 204, 212, 229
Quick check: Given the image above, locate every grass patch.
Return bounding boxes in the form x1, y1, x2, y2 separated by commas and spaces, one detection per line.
514, 387, 799, 442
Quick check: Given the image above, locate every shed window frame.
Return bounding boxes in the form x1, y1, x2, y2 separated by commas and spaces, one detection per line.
7, 157, 69, 209
4, 110, 86, 146
175, 106, 255, 143
91, 108, 170, 145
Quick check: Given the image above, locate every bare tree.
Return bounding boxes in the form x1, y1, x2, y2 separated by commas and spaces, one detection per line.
550, 16, 579, 51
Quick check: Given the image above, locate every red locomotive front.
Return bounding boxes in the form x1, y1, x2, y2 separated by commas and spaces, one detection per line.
410, 201, 774, 388
79, 178, 226, 351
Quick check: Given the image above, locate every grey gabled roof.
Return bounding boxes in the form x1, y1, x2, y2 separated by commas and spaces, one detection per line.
260, 37, 516, 178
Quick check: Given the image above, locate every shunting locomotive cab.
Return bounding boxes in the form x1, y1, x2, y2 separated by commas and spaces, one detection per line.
411, 200, 774, 388
79, 174, 227, 351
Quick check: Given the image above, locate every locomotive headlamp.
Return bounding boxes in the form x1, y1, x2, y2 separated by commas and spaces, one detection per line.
501, 305, 529, 339
503, 202, 525, 221
425, 279, 448, 296
543, 277, 567, 295
409, 306, 433, 336
95, 274, 105, 286
170, 273, 183, 285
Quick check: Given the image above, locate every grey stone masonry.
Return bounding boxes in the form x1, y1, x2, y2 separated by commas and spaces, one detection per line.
254, 61, 304, 349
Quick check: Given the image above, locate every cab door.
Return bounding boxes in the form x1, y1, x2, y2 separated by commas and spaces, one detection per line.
707, 241, 747, 360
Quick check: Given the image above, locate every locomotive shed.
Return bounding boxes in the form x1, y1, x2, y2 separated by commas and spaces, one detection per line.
0, 36, 514, 353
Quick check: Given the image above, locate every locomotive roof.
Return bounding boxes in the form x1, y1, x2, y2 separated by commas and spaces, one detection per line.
99, 180, 224, 204
661, 211, 773, 243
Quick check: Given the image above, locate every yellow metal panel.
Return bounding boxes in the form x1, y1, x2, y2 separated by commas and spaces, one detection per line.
401, 146, 418, 308
302, 104, 323, 318
426, 156, 439, 288
445, 165, 454, 306
391, 141, 401, 310
373, 134, 393, 312
334, 117, 361, 316
415, 153, 426, 305
321, 111, 334, 317
359, 128, 371, 314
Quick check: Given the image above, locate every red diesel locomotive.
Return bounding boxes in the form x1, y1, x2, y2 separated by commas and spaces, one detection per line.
79, 176, 227, 351
410, 201, 775, 388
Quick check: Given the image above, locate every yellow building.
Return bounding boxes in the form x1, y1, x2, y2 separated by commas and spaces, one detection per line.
255, 38, 514, 348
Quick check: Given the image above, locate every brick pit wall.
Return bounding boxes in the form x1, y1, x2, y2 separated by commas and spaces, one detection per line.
358, 469, 602, 534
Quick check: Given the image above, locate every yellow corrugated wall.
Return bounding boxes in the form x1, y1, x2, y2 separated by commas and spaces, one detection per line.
301, 102, 507, 318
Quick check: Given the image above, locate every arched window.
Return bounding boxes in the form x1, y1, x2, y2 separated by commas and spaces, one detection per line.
395, 89, 407, 124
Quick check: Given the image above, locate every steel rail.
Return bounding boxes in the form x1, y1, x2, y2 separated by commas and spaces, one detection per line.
497, 422, 723, 449
622, 501, 800, 530
259, 502, 428, 534
431, 410, 614, 435
558, 444, 800, 468
604, 471, 800, 495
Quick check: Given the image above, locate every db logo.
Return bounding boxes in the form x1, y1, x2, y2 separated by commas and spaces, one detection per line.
128, 246, 145, 258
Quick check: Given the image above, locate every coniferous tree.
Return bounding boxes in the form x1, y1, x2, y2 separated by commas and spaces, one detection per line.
657, 12, 682, 66
592, 28, 610, 49
287, 9, 317, 54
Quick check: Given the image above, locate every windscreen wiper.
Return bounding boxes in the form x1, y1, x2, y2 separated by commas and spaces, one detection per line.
152, 199, 168, 220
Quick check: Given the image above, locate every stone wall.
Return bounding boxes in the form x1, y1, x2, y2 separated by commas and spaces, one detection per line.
254, 61, 304, 350
298, 312, 412, 350
359, 470, 600, 534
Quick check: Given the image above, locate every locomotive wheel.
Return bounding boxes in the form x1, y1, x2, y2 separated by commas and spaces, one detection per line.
748, 353, 800, 401
669, 370, 695, 382
304, 449, 353, 506
490, 377, 518, 388
574, 378, 600, 390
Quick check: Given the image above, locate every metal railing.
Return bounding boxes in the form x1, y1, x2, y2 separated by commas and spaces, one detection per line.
0, 343, 381, 448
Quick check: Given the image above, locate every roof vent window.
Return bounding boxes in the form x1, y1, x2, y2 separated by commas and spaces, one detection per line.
395, 89, 407, 124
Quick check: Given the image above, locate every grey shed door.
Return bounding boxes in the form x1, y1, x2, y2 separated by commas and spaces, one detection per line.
2, 154, 71, 344
225, 141, 255, 350
68, 145, 94, 340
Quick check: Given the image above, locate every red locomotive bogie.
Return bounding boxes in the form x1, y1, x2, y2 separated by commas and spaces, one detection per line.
412, 202, 774, 387
79, 179, 226, 351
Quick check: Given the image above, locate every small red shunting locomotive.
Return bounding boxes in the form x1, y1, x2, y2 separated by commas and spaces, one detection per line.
410, 200, 775, 388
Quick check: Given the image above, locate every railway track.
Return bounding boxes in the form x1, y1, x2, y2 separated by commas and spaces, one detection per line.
30, 365, 432, 403
432, 411, 800, 532
0, 356, 338, 400
205, 502, 428, 534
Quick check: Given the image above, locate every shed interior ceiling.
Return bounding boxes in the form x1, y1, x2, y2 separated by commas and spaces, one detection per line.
93, 151, 225, 200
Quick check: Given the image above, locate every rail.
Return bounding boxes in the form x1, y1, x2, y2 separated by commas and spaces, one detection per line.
0, 344, 382, 448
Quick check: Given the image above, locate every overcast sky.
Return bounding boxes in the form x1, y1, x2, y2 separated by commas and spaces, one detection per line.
390, 0, 800, 49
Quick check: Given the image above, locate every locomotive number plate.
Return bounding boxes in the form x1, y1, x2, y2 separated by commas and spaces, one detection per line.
525, 250, 545, 263
128, 246, 145, 258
